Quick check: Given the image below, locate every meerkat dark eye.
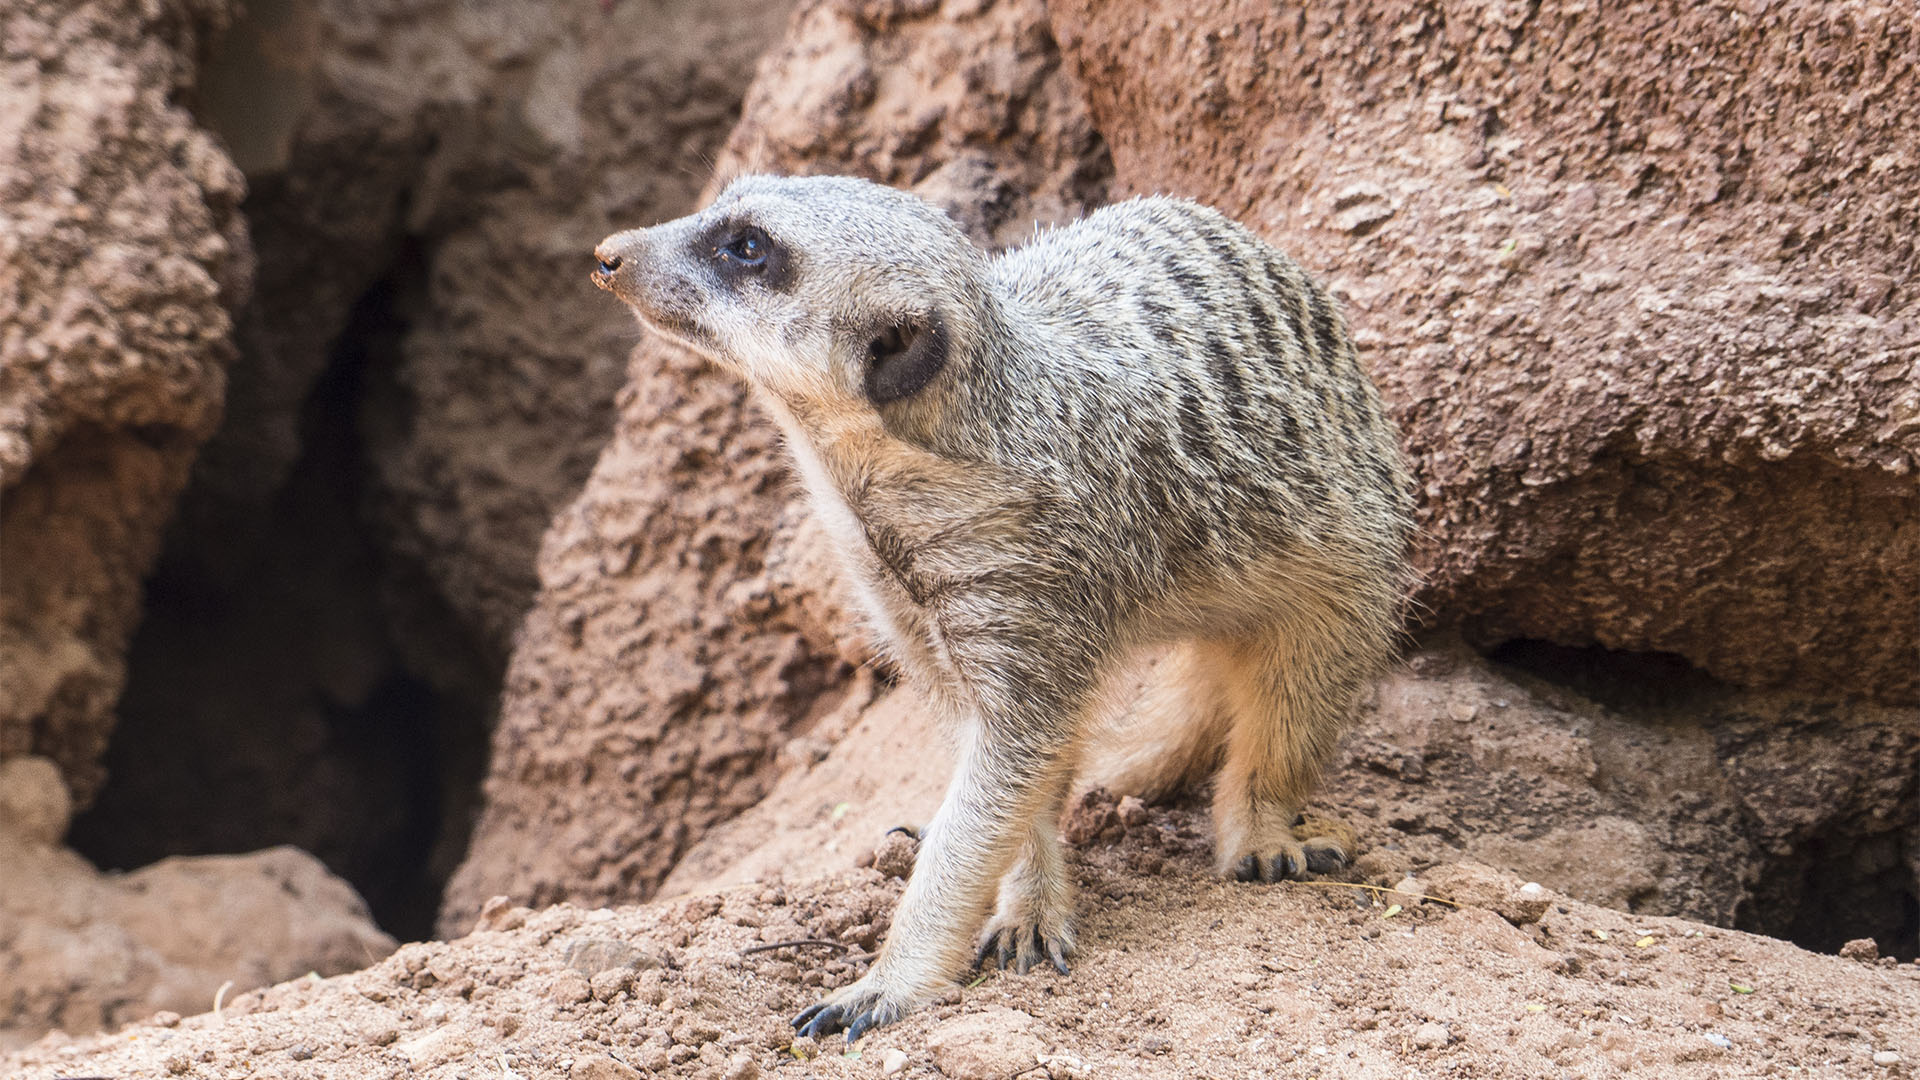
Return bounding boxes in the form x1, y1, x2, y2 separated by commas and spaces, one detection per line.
716, 226, 770, 269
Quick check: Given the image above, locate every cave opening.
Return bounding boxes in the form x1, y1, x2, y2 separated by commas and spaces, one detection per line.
1483, 636, 1919, 961
69, 246, 495, 943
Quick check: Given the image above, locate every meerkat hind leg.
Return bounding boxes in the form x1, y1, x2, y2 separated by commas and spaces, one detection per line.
1204, 624, 1358, 883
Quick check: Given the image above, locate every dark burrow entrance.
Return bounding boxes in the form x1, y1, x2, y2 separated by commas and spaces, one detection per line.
70, 249, 496, 943
1484, 637, 1919, 961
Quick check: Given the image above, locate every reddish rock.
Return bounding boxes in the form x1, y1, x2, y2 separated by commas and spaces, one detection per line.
1049, 0, 1920, 703
0, 0, 251, 809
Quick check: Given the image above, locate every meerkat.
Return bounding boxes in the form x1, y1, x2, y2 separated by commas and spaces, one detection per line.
591, 175, 1414, 1040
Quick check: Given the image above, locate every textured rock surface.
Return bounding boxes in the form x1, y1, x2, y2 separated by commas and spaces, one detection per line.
0, 829, 393, 1050
8, 832, 1920, 1079
439, 0, 1112, 934
73, 0, 794, 936
0, 0, 250, 808
1049, 0, 1920, 703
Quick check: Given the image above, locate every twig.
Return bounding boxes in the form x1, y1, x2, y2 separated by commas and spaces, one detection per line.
212, 979, 235, 1020
741, 939, 850, 956
1286, 880, 1460, 908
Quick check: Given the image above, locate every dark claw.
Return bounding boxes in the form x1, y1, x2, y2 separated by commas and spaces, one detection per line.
793, 1002, 846, 1038
1014, 928, 1040, 975
1304, 843, 1348, 875
1046, 938, 1071, 976
1234, 854, 1260, 881
1268, 851, 1302, 881
846, 1011, 879, 1043
996, 931, 1014, 970
884, 825, 920, 839
974, 934, 999, 970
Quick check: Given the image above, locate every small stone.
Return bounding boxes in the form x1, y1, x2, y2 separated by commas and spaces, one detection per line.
1139, 1035, 1171, 1054
1839, 938, 1880, 962
926, 1007, 1044, 1080
475, 894, 529, 933
591, 969, 633, 1002
723, 1052, 759, 1080
0, 756, 71, 846
151, 1011, 182, 1028
1117, 796, 1150, 828
872, 830, 919, 879
569, 1053, 642, 1080
1874, 1050, 1902, 1066
166, 1053, 191, 1075
787, 1035, 819, 1060
549, 971, 593, 1004
1422, 862, 1550, 925
564, 937, 659, 975
287, 1045, 314, 1061
1413, 1022, 1451, 1049
880, 1047, 909, 1074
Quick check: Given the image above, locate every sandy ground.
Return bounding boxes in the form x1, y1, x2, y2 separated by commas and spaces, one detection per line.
9, 802, 1915, 1080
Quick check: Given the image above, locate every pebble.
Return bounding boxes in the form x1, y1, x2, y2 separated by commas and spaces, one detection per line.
1413, 1022, 1451, 1049
880, 1047, 909, 1074
1704, 1033, 1732, 1049
1875, 1050, 1901, 1066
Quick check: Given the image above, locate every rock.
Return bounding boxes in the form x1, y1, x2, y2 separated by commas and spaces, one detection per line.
872, 831, 920, 880
1049, 0, 1920, 704
1422, 863, 1553, 927
0, 0, 250, 810
925, 1008, 1047, 1080
1875, 1050, 1902, 1066
0, 837, 393, 1045
1412, 1022, 1452, 1050
570, 1055, 642, 1080
441, 0, 1113, 932
548, 972, 592, 1006
563, 938, 660, 976
77, 0, 803, 943
880, 1046, 909, 1074
1840, 938, 1881, 962
0, 758, 71, 846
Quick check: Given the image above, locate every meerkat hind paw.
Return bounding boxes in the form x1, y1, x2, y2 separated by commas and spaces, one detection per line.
975, 922, 1071, 976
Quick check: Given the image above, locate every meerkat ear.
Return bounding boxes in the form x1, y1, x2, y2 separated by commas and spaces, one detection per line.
864, 314, 949, 404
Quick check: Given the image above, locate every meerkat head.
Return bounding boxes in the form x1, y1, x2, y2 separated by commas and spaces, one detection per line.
591, 174, 987, 414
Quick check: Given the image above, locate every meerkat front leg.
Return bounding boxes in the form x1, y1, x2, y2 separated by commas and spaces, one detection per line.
793, 630, 1093, 1041
974, 768, 1076, 975
1204, 625, 1364, 881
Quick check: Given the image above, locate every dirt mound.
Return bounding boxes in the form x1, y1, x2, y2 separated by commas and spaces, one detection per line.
1050, 0, 1920, 703
9, 815, 1918, 1078
0, 762, 393, 1052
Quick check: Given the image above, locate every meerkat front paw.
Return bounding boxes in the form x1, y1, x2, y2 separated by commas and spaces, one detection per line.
974, 909, 1073, 976
792, 974, 923, 1042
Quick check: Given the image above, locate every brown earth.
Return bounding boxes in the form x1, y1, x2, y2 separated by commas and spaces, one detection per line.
0, 756, 394, 1051
7, 816, 1918, 1079
1051, 0, 1920, 704
0, 0, 251, 809
438, 0, 1112, 936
